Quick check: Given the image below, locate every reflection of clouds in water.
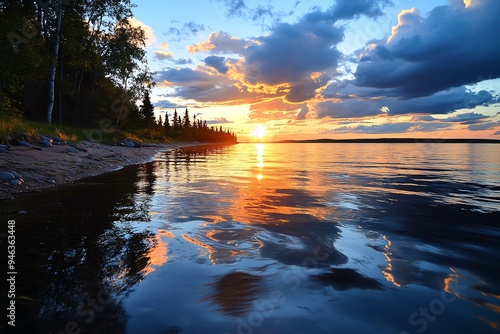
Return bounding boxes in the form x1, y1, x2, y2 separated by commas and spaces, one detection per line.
181, 221, 264, 264
143, 229, 174, 276
444, 268, 500, 330
205, 272, 267, 317
313, 268, 384, 291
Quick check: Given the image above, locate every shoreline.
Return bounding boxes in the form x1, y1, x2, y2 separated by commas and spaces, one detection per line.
0, 141, 202, 201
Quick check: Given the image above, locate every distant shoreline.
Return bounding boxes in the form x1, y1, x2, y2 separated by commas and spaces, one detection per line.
269, 138, 500, 144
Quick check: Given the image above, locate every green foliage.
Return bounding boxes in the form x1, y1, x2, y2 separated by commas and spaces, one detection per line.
0, 0, 153, 126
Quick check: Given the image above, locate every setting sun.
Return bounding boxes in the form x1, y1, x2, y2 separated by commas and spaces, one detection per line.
251, 124, 267, 139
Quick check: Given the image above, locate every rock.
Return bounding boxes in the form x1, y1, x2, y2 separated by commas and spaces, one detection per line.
40, 139, 53, 147
33, 146, 45, 151
18, 210, 27, 215
19, 140, 32, 147
46, 179, 56, 185
65, 147, 80, 154
9, 179, 22, 186
12, 139, 32, 147
0, 172, 15, 182
0, 145, 8, 153
121, 139, 142, 148
68, 142, 88, 152
40, 134, 52, 142
121, 140, 135, 148
10, 171, 22, 179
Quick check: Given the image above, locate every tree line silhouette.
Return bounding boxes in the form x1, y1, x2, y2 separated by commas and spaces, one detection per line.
138, 92, 237, 143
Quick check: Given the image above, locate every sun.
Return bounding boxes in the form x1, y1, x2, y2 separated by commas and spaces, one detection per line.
251, 124, 267, 139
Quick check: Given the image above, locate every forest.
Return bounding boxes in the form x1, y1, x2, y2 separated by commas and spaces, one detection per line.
0, 0, 237, 143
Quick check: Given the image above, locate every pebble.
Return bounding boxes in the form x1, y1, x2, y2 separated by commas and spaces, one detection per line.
46, 179, 56, 185
18, 211, 27, 215
0, 172, 15, 182
9, 179, 22, 186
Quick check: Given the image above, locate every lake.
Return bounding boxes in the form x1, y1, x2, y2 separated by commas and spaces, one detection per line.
2, 143, 500, 334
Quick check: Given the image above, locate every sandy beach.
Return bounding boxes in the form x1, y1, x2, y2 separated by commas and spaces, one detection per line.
0, 141, 196, 200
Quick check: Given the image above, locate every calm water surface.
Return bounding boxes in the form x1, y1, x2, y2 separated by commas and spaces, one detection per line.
2, 143, 500, 334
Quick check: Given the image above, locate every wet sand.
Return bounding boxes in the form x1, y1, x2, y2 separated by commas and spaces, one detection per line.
0, 142, 198, 200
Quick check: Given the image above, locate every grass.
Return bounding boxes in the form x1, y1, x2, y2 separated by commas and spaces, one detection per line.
0, 116, 172, 145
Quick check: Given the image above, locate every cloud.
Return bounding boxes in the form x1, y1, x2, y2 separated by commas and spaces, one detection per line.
318, 85, 498, 118
329, 0, 393, 21
166, 21, 206, 42
354, 0, 500, 98
154, 51, 174, 61
188, 31, 249, 54
210, 0, 295, 22
248, 98, 309, 121
155, 67, 279, 104
154, 100, 182, 109
324, 122, 451, 135
467, 121, 500, 131
205, 117, 234, 124
172, 58, 194, 65
443, 112, 489, 124
204, 56, 229, 74
128, 17, 157, 47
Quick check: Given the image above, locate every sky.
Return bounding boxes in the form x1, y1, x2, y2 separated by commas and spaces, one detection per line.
130, 0, 500, 141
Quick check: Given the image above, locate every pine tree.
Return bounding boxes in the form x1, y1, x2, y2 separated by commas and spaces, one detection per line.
164, 113, 171, 135
140, 91, 155, 128
172, 109, 178, 131
183, 108, 191, 128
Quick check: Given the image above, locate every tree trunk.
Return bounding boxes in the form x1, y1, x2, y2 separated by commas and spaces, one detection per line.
58, 51, 64, 124
46, 1, 63, 124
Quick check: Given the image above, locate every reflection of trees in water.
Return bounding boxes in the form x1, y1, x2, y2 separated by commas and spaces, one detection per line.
205, 272, 266, 318
12, 163, 159, 333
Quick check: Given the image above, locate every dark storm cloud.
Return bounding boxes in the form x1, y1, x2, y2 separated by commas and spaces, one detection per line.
317, 85, 498, 118
243, 21, 343, 85
354, 0, 500, 98
298, 0, 392, 24
204, 56, 229, 74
